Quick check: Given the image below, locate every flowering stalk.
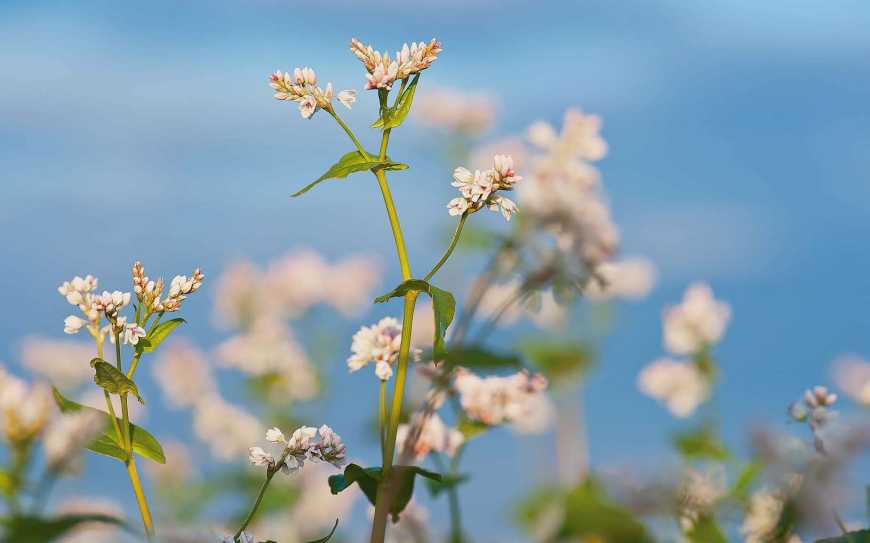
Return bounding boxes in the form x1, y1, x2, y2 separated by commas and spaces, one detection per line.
424, 211, 468, 282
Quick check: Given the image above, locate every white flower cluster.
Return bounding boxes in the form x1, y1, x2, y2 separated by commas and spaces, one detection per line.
789, 385, 838, 429
0, 363, 53, 443
269, 67, 356, 119
453, 368, 552, 433
153, 340, 263, 462
60, 263, 203, 343
349, 37, 442, 91
740, 489, 801, 543
249, 425, 346, 474
43, 409, 104, 472
637, 283, 730, 417
447, 154, 521, 221
416, 87, 496, 136
216, 318, 318, 402
214, 250, 381, 329
396, 412, 464, 461
663, 283, 731, 355
517, 109, 618, 268
832, 354, 870, 406
347, 317, 407, 381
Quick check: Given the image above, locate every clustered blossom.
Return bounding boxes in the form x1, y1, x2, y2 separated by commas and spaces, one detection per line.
832, 354, 870, 406
248, 425, 346, 475
637, 283, 730, 417
396, 412, 463, 461
43, 410, 104, 472
663, 282, 731, 355
269, 67, 356, 119
453, 368, 552, 432
214, 250, 381, 328
637, 358, 709, 418
349, 37, 442, 90
678, 468, 725, 532
0, 364, 53, 443
416, 88, 496, 136
789, 385, 838, 431
58, 275, 100, 333
740, 489, 801, 543
447, 154, 522, 221
348, 317, 416, 381
518, 109, 618, 268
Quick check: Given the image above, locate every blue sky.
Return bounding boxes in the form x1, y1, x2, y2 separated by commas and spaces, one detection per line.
2, 1, 870, 540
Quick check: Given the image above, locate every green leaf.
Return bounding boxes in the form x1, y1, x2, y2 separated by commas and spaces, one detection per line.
304, 518, 339, 543
686, 514, 726, 543
90, 359, 143, 404
382, 74, 420, 129
456, 417, 489, 440
374, 279, 455, 359
1, 513, 124, 543
328, 464, 441, 520
728, 461, 762, 502
559, 479, 655, 543
673, 425, 730, 461
293, 150, 408, 197
140, 318, 184, 353
815, 530, 870, 543
425, 473, 469, 497
52, 387, 165, 464
438, 346, 522, 372
521, 340, 594, 383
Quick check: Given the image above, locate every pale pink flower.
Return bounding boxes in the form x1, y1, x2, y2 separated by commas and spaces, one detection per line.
637, 358, 709, 417
832, 354, 870, 406
19, 337, 95, 388
0, 366, 53, 442
453, 368, 550, 430
585, 257, 657, 301
416, 88, 496, 135
192, 395, 262, 462
347, 317, 403, 380
153, 340, 217, 409
663, 283, 731, 355
396, 413, 464, 460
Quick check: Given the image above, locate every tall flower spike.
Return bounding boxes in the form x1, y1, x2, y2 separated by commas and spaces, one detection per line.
269, 67, 350, 119
350, 38, 442, 91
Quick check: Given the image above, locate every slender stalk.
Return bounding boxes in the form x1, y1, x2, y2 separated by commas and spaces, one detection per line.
424, 212, 467, 282
379, 380, 388, 458
234, 471, 274, 541
103, 391, 124, 449
370, 85, 417, 543
328, 108, 369, 157
126, 459, 155, 540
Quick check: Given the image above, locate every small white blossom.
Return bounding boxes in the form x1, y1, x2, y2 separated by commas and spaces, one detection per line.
453, 368, 551, 431
350, 38, 442, 91
337, 89, 357, 109
637, 357, 709, 417
446, 155, 521, 222
348, 317, 403, 380
832, 354, 870, 406
248, 446, 275, 468
266, 427, 286, 444
299, 94, 317, 119
121, 320, 146, 346
63, 315, 86, 334
269, 67, 342, 119
663, 283, 731, 355
584, 257, 657, 301
396, 413, 464, 461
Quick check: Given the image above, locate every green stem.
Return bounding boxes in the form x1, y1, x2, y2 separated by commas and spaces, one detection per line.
369, 98, 416, 543
126, 459, 155, 540
103, 391, 124, 451
424, 212, 467, 282
328, 108, 369, 157
234, 471, 274, 541
379, 380, 388, 459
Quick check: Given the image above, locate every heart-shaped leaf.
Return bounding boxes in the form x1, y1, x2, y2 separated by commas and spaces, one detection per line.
90, 359, 143, 403
139, 318, 184, 353
53, 387, 165, 464
293, 150, 408, 197
374, 279, 455, 359
328, 464, 441, 520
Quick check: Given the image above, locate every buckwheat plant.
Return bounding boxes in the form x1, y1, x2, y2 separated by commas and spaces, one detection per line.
54, 263, 204, 540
